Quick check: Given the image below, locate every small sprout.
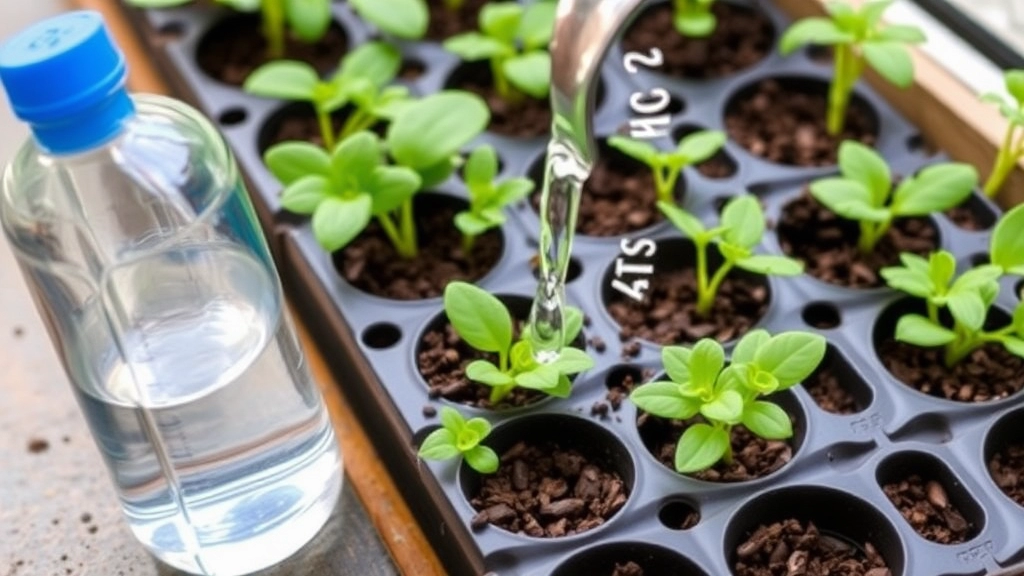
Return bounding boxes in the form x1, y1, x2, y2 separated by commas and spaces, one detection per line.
629, 330, 825, 473
348, 0, 429, 40
981, 70, 1024, 198
244, 42, 410, 150
809, 141, 977, 255
456, 145, 534, 254
881, 250, 1024, 366
418, 407, 499, 474
127, 0, 331, 59
992, 203, 1024, 276
779, 0, 926, 135
443, 282, 594, 405
673, 0, 718, 38
659, 195, 803, 316
444, 2, 556, 102
607, 130, 727, 204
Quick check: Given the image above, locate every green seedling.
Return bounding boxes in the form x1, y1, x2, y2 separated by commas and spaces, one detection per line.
981, 70, 1024, 198
659, 195, 804, 316
417, 406, 498, 473
779, 0, 926, 135
991, 203, 1024, 276
673, 0, 718, 37
443, 282, 594, 405
348, 0, 428, 40
244, 42, 410, 150
881, 250, 1024, 366
127, 0, 330, 59
809, 141, 977, 255
444, 2, 556, 101
455, 145, 534, 254
607, 131, 727, 205
630, 330, 825, 473
264, 91, 489, 256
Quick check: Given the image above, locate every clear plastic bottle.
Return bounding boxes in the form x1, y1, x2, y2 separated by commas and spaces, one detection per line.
0, 11, 341, 576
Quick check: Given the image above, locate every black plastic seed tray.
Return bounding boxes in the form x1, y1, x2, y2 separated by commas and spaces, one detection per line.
117, 0, 1024, 574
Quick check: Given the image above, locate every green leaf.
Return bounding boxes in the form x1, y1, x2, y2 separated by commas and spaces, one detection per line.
464, 146, 499, 189
779, 18, 853, 54
280, 175, 330, 214
495, 179, 534, 205
608, 136, 660, 165
514, 364, 561, 390
894, 314, 956, 346
348, 0, 428, 39
416, 158, 459, 190
720, 196, 764, 249
875, 24, 927, 43
992, 204, 1024, 273
736, 255, 804, 276
675, 424, 730, 473
1004, 337, 1024, 358
370, 166, 421, 215
480, 2, 522, 44
742, 401, 793, 440
563, 306, 585, 346
1006, 70, 1024, 105
861, 0, 894, 26
444, 32, 511, 61
732, 329, 769, 364
928, 250, 958, 291
218, 0, 261, 10
124, 0, 191, 6
264, 141, 332, 184
949, 264, 1002, 295
676, 130, 727, 164
1013, 304, 1024, 336
747, 368, 781, 394
463, 445, 499, 474
862, 41, 915, 88
890, 163, 978, 216
417, 428, 460, 460
337, 41, 402, 88
549, 347, 594, 375
312, 195, 372, 252
880, 266, 933, 298
243, 60, 320, 100
503, 51, 551, 98
443, 282, 512, 353
662, 346, 693, 384
630, 381, 701, 420
674, 11, 716, 37
548, 374, 573, 398
753, 332, 827, 388
700, 390, 744, 424
690, 339, 725, 392
455, 211, 496, 237
810, 178, 888, 222
439, 406, 464, 432
838, 140, 891, 207
284, 0, 331, 42
947, 291, 987, 332
658, 201, 706, 239
331, 131, 381, 185
466, 360, 515, 387
518, 1, 556, 49
464, 417, 491, 442
388, 91, 489, 170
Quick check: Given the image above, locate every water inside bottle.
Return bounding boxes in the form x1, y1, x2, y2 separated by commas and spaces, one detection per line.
69, 242, 340, 576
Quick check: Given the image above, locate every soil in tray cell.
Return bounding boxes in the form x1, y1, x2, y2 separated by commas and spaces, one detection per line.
674, 125, 739, 179
881, 474, 975, 544
425, 0, 489, 40
990, 443, 1024, 507
805, 367, 859, 415
612, 563, 644, 576
878, 340, 1024, 402
777, 193, 938, 288
448, 63, 551, 139
469, 441, 628, 537
734, 520, 892, 576
621, 2, 774, 79
726, 78, 877, 167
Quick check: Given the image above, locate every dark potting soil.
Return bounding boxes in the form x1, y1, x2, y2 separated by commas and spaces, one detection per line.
621, 3, 773, 79
418, 322, 544, 409
777, 193, 938, 288
881, 474, 974, 544
425, 0, 489, 40
638, 414, 793, 482
469, 441, 629, 537
734, 520, 891, 576
334, 202, 502, 300
944, 202, 990, 231
453, 74, 551, 138
878, 341, 1024, 402
989, 443, 1024, 507
196, 17, 347, 86
607, 267, 769, 345
611, 562, 644, 576
804, 367, 859, 415
725, 79, 877, 167
261, 108, 374, 152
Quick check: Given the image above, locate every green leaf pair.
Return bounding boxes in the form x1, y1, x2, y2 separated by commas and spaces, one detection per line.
444, 282, 593, 405
348, 0, 429, 40
810, 141, 977, 254
659, 195, 803, 317
444, 2, 556, 100
245, 42, 409, 150
779, 0, 925, 135
455, 146, 534, 252
607, 130, 726, 204
630, 330, 826, 473
672, 0, 717, 37
981, 70, 1024, 198
417, 406, 499, 474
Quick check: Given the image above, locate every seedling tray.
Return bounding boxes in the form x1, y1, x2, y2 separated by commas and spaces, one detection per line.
115, 0, 1024, 574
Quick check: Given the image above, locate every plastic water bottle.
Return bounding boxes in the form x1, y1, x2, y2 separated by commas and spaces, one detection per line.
0, 11, 342, 575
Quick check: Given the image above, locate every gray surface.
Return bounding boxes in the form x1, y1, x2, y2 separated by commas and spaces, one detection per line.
0, 3, 396, 575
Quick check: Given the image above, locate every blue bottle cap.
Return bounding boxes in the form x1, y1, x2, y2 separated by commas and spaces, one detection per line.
0, 10, 134, 154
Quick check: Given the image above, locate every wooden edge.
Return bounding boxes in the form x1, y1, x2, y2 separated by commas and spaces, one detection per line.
774, 0, 1024, 208
71, 1, 446, 574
